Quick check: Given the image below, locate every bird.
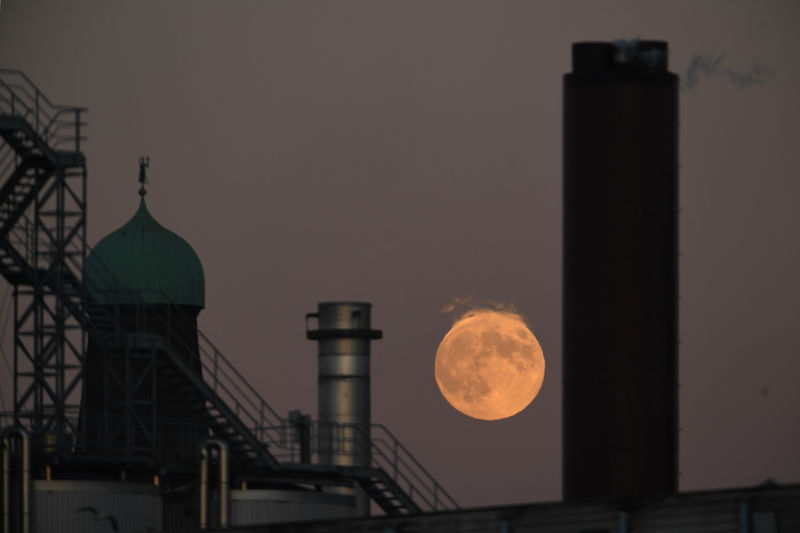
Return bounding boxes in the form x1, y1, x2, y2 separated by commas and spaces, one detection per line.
74, 506, 119, 532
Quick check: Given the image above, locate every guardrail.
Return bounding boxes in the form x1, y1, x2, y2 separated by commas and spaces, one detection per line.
0, 68, 86, 152
262, 420, 459, 512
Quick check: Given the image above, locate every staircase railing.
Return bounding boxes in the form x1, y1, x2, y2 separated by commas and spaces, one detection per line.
263, 419, 459, 512
1, 203, 286, 458
79, 234, 287, 446
370, 423, 459, 511
196, 330, 285, 447
0, 69, 87, 152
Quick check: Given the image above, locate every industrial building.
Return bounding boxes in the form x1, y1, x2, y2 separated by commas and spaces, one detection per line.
1, 39, 799, 533
0, 68, 456, 532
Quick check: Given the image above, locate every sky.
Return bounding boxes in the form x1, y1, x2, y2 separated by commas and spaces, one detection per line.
1, 0, 799, 509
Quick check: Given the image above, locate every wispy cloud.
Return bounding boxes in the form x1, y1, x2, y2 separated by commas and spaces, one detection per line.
441, 296, 523, 324
684, 52, 775, 91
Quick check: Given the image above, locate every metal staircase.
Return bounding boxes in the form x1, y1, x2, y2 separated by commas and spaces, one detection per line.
354, 467, 422, 515
158, 336, 281, 470
0, 69, 457, 517
0, 69, 87, 452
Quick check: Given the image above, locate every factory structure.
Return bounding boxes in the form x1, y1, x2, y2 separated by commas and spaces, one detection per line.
1, 41, 799, 533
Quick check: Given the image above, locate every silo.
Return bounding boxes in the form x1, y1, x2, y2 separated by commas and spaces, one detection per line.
562, 41, 679, 499
306, 302, 382, 515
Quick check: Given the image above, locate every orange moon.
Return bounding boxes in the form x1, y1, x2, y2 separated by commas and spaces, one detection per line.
434, 309, 545, 420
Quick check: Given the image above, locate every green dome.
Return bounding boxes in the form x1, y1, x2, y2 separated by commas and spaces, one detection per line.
86, 199, 205, 307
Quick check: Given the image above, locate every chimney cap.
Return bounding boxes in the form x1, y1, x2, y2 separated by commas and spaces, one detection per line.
571, 40, 669, 73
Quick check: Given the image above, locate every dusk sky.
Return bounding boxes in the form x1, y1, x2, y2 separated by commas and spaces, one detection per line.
1, 1, 798, 508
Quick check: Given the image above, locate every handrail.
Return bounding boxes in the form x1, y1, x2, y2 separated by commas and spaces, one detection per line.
371, 423, 459, 511
0, 206, 285, 458
0, 69, 87, 152
263, 420, 459, 512
79, 235, 286, 445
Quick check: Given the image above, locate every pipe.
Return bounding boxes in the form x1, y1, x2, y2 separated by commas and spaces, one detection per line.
619, 511, 629, 533
1, 427, 30, 533
219, 445, 228, 529
739, 502, 750, 533
2, 434, 7, 533
199, 447, 208, 530
199, 439, 229, 530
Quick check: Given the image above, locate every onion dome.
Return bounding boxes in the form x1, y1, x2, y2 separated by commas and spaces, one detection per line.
85, 158, 205, 307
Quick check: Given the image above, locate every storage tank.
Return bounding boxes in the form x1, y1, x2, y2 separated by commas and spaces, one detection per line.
562, 40, 679, 499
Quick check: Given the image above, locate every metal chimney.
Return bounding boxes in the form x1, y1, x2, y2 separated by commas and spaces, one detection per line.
562, 41, 679, 500
306, 302, 382, 514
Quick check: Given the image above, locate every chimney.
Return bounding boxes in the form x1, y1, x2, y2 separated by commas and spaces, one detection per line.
562, 40, 679, 500
306, 302, 382, 514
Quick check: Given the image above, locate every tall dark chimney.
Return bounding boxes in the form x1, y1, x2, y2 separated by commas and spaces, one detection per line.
562, 40, 679, 500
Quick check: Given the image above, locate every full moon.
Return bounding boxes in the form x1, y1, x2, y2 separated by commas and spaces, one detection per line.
434, 309, 545, 420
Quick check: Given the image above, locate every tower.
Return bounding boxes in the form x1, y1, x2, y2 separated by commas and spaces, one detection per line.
81, 158, 207, 465
306, 302, 382, 515
562, 41, 679, 499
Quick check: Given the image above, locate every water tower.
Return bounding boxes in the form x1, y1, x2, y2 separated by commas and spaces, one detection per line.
81, 158, 207, 465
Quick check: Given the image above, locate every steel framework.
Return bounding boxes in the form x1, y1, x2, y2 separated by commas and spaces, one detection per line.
0, 69, 87, 459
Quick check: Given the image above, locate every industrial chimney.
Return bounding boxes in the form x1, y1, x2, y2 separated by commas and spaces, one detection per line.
306, 302, 382, 515
562, 41, 679, 500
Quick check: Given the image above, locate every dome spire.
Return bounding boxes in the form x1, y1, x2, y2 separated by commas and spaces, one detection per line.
138, 155, 150, 198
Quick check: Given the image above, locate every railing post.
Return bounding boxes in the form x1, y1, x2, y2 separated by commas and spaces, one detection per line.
393, 439, 399, 480
75, 109, 81, 152
35, 89, 40, 137
213, 350, 219, 394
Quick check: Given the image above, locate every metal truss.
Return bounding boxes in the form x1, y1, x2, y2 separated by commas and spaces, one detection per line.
0, 69, 87, 459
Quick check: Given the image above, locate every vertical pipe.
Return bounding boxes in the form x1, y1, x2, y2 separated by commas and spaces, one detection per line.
2, 435, 8, 533
56, 166, 65, 452
199, 447, 208, 530
199, 440, 228, 529
1, 428, 30, 533
739, 502, 750, 533
21, 432, 28, 533
219, 445, 228, 529
619, 511, 629, 533
12, 288, 17, 425
563, 41, 679, 500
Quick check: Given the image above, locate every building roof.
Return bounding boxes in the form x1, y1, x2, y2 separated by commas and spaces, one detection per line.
85, 197, 205, 307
